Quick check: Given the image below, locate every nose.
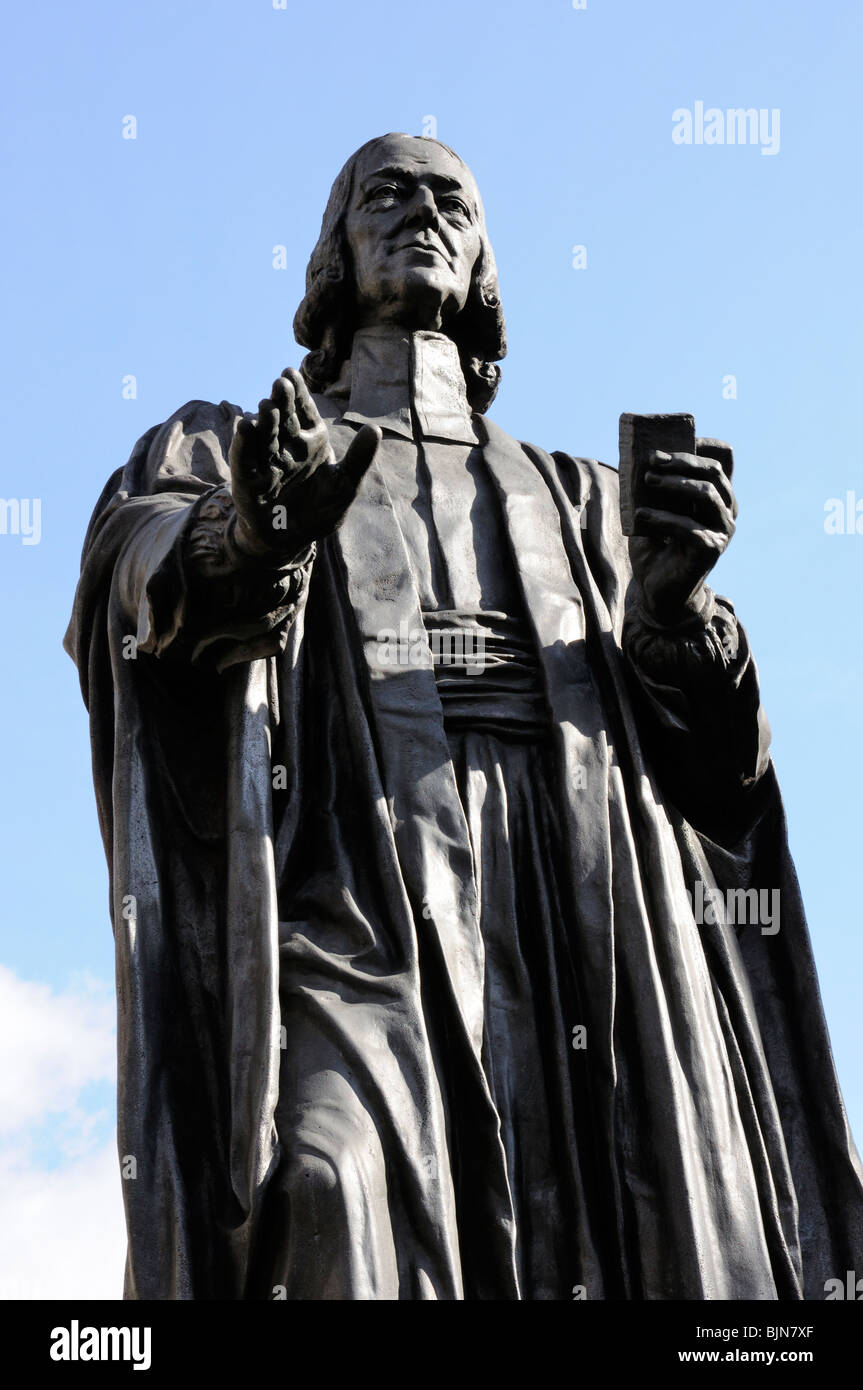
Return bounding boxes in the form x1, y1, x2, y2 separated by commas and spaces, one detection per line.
403, 185, 439, 231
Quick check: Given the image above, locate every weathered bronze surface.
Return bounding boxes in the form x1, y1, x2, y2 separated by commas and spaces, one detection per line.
66, 134, 863, 1300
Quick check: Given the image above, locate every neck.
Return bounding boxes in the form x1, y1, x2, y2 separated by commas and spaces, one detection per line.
355, 302, 445, 334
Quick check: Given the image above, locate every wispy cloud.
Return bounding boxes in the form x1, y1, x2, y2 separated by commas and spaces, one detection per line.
0, 967, 125, 1299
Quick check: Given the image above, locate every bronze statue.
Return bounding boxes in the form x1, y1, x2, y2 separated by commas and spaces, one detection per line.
66, 133, 863, 1300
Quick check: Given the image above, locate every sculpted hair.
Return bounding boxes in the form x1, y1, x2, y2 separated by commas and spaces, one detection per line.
293, 134, 507, 413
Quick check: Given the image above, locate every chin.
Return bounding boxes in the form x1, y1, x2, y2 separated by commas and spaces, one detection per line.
366, 274, 453, 325
397, 266, 452, 295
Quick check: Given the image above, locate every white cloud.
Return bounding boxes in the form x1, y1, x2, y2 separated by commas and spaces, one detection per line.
0, 1141, 125, 1299
0, 966, 114, 1136
0, 967, 125, 1299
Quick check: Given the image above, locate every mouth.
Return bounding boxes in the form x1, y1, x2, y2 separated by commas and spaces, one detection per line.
391, 241, 449, 264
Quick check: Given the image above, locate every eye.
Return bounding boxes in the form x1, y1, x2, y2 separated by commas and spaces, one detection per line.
368, 183, 401, 204
440, 195, 470, 219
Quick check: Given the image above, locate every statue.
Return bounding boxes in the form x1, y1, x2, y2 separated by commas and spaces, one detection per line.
65, 133, 863, 1300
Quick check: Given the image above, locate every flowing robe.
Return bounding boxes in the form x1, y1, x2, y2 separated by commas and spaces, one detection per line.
65, 331, 863, 1300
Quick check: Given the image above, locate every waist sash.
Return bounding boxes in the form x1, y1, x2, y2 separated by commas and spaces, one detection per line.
421, 608, 549, 736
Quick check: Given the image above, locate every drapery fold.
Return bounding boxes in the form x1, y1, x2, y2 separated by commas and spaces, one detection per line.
65, 397, 863, 1299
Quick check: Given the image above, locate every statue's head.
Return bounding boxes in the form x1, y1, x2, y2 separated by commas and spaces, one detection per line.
294, 134, 507, 412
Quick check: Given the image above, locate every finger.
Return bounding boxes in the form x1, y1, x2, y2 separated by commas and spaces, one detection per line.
233, 415, 256, 446
634, 507, 729, 551
649, 450, 732, 484
257, 398, 278, 433
696, 437, 734, 483
642, 474, 736, 532
229, 414, 255, 469
282, 367, 320, 432
270, 375, 291, 412
271, 376, 301, 445
648, 450, 735, 511
260, 405, 281, 459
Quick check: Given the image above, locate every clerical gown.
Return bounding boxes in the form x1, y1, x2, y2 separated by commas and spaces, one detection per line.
65, 327, 863, 1300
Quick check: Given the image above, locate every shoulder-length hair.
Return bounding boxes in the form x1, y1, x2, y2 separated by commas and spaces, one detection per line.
293, 135, 507, 413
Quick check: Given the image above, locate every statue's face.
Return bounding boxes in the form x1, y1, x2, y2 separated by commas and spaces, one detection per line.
344, 135, 482, 332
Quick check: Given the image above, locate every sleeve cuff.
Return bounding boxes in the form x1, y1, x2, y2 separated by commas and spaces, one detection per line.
144, 487, 315, 672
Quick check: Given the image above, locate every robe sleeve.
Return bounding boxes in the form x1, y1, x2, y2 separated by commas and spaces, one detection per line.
620, 588, 773, 837
551, 448, 772, 842
138, 483, 315, 672
71, 399, 315, 679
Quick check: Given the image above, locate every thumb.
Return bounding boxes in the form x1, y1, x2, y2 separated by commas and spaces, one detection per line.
339, 424, 381, 496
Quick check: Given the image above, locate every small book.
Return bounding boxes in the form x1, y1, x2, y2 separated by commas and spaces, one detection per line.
618, 413, 696, 536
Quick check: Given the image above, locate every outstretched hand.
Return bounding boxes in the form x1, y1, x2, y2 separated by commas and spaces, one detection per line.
229, 367, 381, 562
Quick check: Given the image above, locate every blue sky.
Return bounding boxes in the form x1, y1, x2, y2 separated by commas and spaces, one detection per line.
1, 0, 861, 1297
